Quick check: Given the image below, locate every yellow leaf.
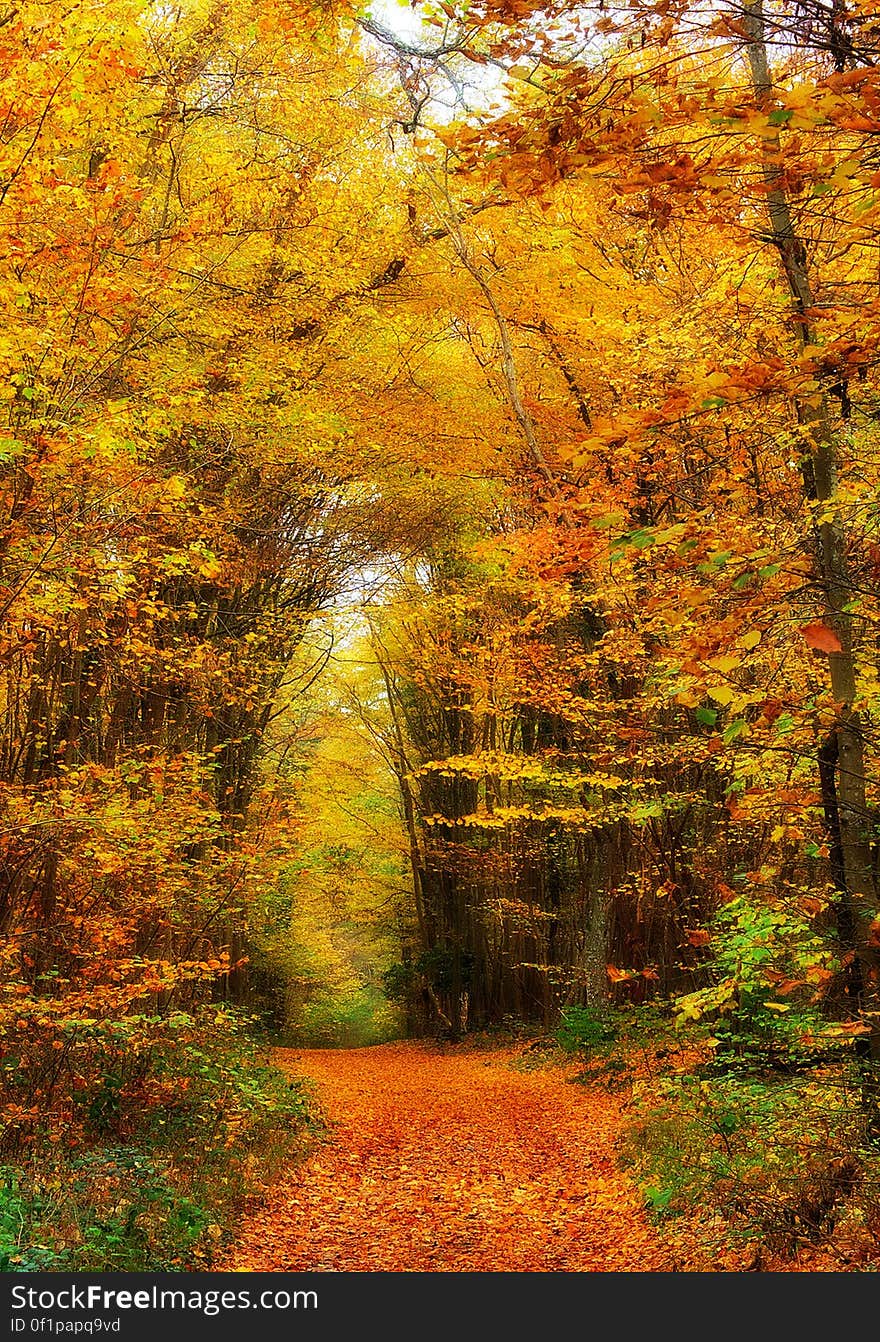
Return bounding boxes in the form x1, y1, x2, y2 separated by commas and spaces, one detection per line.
707, 655, 740, 674
166, 475, 188, 500
707, 685, 734, 705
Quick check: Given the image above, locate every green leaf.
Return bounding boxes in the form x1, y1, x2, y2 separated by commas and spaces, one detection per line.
630, 529, 656, 550
0, 437, 26, 464
644, 1185, 675, 1213
592, 511, 627, 531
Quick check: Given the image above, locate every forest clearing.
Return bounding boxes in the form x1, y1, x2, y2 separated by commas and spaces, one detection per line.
6, 0, 880, 1277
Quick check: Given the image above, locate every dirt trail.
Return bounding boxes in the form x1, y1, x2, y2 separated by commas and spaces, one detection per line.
228, 1040, 670, 1272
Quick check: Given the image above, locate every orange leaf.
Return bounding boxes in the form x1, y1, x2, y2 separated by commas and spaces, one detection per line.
801, 621, 843, 653
685, 928, 711, 947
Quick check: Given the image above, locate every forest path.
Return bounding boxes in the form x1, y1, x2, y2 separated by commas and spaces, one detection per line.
228, 1040, 670, 1272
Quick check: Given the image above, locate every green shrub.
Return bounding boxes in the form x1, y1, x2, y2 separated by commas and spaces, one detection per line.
0, 1171, 70, 1271
623, 1058, 880, 1257
556, 1005, 619, 1054
675, 895, 841, 1069
0, 1007, 315, 1271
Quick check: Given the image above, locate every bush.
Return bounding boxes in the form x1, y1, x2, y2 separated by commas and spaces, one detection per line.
623, 1050, 880, 1262
556, 1005, 619, 1054
0, 1007, 315, 1271
616, 888, 880, 1265
674, 895, 844, 1070
0, 1170, 70, 1271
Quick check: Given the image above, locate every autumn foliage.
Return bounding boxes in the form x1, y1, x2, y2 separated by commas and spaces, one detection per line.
5, 0, 880, 1270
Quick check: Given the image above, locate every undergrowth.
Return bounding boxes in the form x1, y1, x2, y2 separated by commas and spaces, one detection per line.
0, 1007, 316, 1271
621, 1060, 880, 1264
555, 1002, 679, 1087
525, 897, 879, 1266
553, 992, 880, 1267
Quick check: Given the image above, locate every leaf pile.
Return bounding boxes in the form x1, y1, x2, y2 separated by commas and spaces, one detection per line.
228, 1042, 669, 1272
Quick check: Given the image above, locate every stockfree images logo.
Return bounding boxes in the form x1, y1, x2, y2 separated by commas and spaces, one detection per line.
9, 1286, 317, 1317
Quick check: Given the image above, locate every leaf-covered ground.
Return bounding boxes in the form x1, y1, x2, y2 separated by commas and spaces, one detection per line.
227, 1041, 670, 1272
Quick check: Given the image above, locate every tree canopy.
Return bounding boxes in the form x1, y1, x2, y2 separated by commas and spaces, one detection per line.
6, 0, 880, 1271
